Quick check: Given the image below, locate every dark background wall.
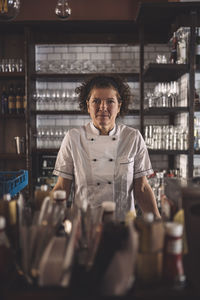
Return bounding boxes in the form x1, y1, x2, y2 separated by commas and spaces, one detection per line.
14, 0, 168, 22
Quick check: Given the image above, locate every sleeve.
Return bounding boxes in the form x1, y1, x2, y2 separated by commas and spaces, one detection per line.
134, 130, 154, 179
53, 131, 74, 180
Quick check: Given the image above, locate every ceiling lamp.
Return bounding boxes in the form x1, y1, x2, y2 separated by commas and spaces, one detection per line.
0, 0, 20, 21
55, 0, 71, 20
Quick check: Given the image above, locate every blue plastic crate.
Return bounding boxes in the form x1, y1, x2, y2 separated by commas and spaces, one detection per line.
0, 170, 28, 198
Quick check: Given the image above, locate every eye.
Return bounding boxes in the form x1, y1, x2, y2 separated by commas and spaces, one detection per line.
107, 99, 115, 105
92, 98, 100, 104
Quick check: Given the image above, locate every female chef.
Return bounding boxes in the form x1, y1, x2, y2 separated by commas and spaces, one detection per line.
53, 74, 160, 220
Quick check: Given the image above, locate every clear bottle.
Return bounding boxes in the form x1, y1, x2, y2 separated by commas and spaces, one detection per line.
53, 190, 67, 213
170, 32, 178, 64
196, 28, 200, 67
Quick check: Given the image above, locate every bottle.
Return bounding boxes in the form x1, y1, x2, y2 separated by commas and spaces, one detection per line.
0, 216, 12, 282
170, 32, 178, 64
1, 86, 8, 114
23, 87, 27, 113
135, 213, 164, 284
34, 184, 50, 210
163, 222, 185, 285
196, 28, 200, 67
8, 84, 16, 114
15, 85, 24, 114
53, 190, 67, 217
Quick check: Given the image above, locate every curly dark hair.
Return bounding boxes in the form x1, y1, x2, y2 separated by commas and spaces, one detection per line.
75, 74, 131, 116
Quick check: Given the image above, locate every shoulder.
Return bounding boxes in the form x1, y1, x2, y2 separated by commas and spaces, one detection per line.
117, 123, 141, 137
67, 125, 86, 138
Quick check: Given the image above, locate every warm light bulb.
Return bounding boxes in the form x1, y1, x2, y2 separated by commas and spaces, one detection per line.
0, 0, 20, 21
55, 0, 71, 20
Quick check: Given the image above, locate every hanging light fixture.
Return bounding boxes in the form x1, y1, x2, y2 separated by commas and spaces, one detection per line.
0, 0, 20, 21
55, 0, 71, 20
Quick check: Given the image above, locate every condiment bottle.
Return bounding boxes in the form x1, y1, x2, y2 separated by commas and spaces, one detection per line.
135, 213, 164, 284
53, 190, 67, 214
101, 201, 116, 223
163, 222, 185, 284
34, 184, 50, 210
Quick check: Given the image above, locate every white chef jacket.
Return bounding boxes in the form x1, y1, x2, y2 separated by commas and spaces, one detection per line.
53, 122, 153, 220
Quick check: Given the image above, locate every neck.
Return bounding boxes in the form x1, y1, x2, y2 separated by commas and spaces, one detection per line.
93, 124, 114, 135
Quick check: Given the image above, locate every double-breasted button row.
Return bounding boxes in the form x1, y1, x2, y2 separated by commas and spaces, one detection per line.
96, 182, 112, 186
93, 158, 114, 162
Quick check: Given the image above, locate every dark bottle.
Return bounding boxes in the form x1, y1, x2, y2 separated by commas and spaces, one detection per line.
8, 84, 16, 114
1, 86, 8, 114
196, 28, 200, 67
16, 85, 24, 114
170, 32, 178, 64
22, 87, 27, 113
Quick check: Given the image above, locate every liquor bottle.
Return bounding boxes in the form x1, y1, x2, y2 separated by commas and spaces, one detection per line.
170, 32, 178, 64
8, 84, 16, 114
1, 86, 8, 114
22, 86, 27, 113
196, 28, 200, 67
16, 85, 24, 114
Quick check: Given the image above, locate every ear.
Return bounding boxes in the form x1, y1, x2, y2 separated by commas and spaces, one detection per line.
86, 100, 90, 113
118, 102, 122, 114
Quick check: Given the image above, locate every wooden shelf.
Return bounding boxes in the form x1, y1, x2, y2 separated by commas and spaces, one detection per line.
0, 153, 26, 160
144, 107, 188, 115
0, 113, 25, 119
0, 72, 25, 79
33, 149, 59, 154
148, 149, 188, 155
144, 63, 188, 82
32, 109, 139, 115
31, 72, 139, 82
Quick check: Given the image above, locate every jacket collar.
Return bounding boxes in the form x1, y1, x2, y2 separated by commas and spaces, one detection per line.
86, 122, 119, 140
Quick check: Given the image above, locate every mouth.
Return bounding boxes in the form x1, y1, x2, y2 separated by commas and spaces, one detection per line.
96, 114, 109, 117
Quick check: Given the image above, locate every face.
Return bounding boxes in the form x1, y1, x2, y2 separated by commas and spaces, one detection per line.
87, 87, 121, 134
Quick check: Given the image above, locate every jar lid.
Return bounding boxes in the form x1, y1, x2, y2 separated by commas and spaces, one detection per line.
53, 190, 66, 200
41, 185, 48, 192
102, 201, 116, 212
3, 193, 11, 201
165, 222, 183, 237
0, 216, 6, 229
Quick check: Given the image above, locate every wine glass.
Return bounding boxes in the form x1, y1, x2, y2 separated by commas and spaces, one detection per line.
55, 0, 71, 19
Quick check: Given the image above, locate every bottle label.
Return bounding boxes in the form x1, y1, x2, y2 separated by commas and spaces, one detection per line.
167, 239, 182, 254
16, 96, 21, 109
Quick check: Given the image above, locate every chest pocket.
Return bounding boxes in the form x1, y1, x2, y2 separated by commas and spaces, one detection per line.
116, 157, 134, 180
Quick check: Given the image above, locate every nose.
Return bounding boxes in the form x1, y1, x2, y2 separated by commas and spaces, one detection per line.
99, 100, 107, 111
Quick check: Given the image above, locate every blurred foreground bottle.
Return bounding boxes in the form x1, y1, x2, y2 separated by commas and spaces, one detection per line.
0, 216, 13, 283
34, 184, 50, 210
163, 222, 185, 285
135, 213, 165, 284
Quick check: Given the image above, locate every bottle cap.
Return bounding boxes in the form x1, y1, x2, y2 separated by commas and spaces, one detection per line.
3, 193, 11, 201
102, 201, 116, 212
0, 216, 6, 230
165, 222, 183, 237
53, 190, 66, 201
143, 212, 154, 223
41, 185, 48, 192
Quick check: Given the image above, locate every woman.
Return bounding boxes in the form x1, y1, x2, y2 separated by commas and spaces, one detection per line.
53, 74, 160, 220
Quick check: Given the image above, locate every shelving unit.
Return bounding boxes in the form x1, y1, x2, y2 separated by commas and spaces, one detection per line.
1, 3, 200, 198
136, 2, 200, 178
